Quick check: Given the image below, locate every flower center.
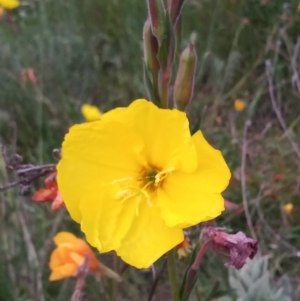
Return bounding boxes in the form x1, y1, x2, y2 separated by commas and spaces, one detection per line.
112, 167, 175, 215
144, 167, 175, 188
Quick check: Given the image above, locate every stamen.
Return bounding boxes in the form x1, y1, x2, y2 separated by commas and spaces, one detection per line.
114, 185, 152, 215
112, 167, 174, 214
155, 168, 175, 185
111, 176, 135, 184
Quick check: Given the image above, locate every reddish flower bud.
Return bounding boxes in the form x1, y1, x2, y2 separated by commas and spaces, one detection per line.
143, 19, 160, 99
166, 0, 181, 24
203, 227, 258, 269
146, 0, 166, 41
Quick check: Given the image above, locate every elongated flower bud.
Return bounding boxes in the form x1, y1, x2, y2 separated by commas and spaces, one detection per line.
173, 43, 197, 111
143, 19, 160, 100
167, 0, 179, 23
146, 0, 166, 41
166, 0, 186, 24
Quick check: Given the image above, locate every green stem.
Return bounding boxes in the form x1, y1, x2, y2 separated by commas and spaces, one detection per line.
167, 249, 180, 301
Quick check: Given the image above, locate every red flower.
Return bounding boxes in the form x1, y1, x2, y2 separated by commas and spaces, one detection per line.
32, 172, 65, 211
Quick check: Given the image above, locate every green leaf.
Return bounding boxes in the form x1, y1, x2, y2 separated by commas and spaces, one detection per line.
208, 289, 235, 300
228, 256, 292, 301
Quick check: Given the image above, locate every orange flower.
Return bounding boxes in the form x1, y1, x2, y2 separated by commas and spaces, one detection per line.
234, 99, 246, 111
49, 232, 122, 282
32, 172, 65, 211
177, 237, 192, 258
283, 203, 293, 216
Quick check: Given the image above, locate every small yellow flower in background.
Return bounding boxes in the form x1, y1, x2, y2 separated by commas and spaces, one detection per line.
81, 104, 102, 122
49, 232, 121, 282
57, 99, 231, 269
234, 99, 246, 111
0, 0, 20, 9
177, 237, 192, 259
283, 203, 293, 216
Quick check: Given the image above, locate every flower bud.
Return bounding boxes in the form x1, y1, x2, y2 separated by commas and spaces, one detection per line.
173, 43, 197, 111
167, 0, 181, 24
143, 19, 160, 100
146, 0, 166, 41
202, 227, 258, 269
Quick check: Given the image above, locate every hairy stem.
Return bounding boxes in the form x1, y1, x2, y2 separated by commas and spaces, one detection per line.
167, 249, 180, 301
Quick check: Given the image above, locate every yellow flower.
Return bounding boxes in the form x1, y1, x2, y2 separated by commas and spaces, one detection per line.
57, 99, 230, 269
283, 203, 293, 216
49, 232, 121, 281
0, 0, 20, 9
81, 104, 102, 122
234, 99, 246, 111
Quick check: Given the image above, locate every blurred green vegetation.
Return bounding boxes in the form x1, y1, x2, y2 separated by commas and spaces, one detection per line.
0, 0, 300, 300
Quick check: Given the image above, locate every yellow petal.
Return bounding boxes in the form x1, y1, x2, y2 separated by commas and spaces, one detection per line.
79, 181, 144, 252
81, 104, 102, 121
157, 130, 231, 227
0, 0, 19, 9
57, 120, 146, 222
79, 182, 183, 268
102, 99, 198, 172
49, 263, 77, 281
116, 204, 184, 269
